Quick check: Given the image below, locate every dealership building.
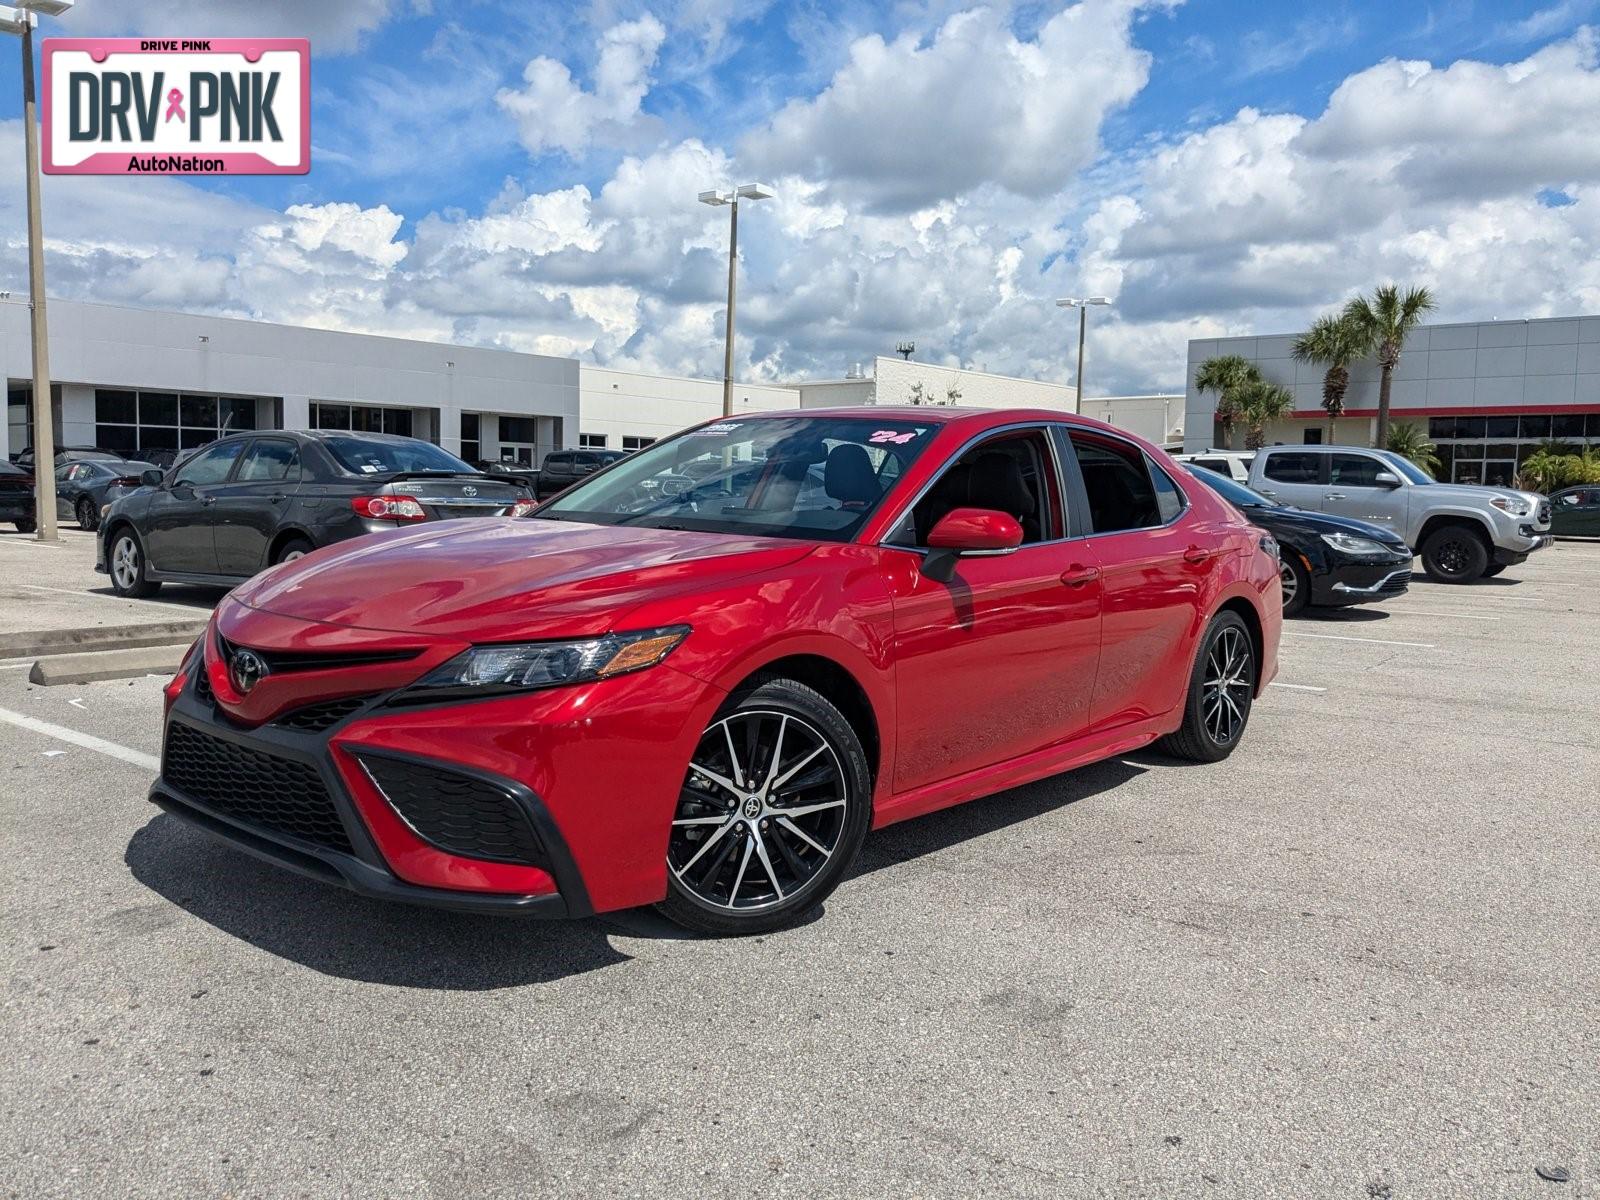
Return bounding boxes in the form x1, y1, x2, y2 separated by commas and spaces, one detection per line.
3, 298, 1083, 465
1184, 315, 1600, 485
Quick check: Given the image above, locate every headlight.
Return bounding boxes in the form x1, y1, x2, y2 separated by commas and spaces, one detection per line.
1320, 532, 1392, 558
1489, 496, 1531, 517
397, 626, 689, 702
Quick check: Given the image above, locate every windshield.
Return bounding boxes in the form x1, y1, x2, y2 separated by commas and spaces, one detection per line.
535, 415, 937, 542
1375, 450, 1434, 485
1183, 465, 1279, 508
323, 436, 475, 476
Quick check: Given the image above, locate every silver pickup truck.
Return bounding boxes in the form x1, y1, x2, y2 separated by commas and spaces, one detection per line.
1245, 445, 1553, 584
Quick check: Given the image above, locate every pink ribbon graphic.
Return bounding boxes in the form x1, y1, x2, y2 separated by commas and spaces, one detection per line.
164, 88, 185, 123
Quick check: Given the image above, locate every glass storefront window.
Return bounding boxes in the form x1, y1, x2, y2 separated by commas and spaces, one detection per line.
1519, 415, 1551, 439
1484, 417, 1519, 439
139, 392, 178, 426
181, 394, 218, 427
95, 390, 137, 424
1551, 414, 1586, 439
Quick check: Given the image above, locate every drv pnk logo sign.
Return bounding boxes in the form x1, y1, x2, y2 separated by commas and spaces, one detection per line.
42, 39, 310, 175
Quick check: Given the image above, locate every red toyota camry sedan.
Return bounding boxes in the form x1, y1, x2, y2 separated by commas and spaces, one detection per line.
153, 408, 1280, 935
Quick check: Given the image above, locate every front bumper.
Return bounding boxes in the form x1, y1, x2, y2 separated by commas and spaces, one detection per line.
1311, 553, 1413, 607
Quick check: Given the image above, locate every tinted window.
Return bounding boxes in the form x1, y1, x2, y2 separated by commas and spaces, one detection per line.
538, 415, 935, 543
1329, 454, 1384, 486
237, 440, 300, 482
900, 429, 1060, 546
1149, 459, 1185, 522
175, 440, 246, 487
322, 437, 473, 476
544, 452, 570, 469
1070, 434, 1162, 533
1194, 458, 1231, 476
1263, 452, 1321, 484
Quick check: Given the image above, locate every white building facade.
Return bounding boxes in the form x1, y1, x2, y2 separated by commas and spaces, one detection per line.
793, 355, 1077, 413
1184, 316, 1600, 485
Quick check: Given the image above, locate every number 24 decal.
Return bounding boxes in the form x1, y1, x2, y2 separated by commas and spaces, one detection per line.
869, 430, 916, 445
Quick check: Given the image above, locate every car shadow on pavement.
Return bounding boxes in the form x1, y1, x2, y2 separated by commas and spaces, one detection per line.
849, 757, 1143, 881
87, 584, 226, 609
1299, 606, 1390, 623
125, 815, 637, 989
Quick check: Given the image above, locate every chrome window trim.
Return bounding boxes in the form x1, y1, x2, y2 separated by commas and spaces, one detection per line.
875, 420, 1075, 552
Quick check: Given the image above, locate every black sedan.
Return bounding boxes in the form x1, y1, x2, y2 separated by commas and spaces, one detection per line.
97, 430, 533, 598
56, 458, 158, 531
1549, 485, 1600, 537
1, 460, 35, 532
1183, 466, 1413, 616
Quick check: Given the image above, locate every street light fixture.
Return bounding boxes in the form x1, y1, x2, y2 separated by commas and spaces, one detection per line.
699, 182, 775, 417
1055, 296, 1110, 411
3, 0, 74, 543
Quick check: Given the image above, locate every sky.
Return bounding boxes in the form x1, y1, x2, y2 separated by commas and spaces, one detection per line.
3, 0, 1600, 395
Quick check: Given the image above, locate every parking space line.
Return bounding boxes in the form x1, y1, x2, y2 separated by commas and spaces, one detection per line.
1283, 632, 1435, 648
17, 583, 213, 614
1269, 682, 1327, 692
0, 707, 159, 771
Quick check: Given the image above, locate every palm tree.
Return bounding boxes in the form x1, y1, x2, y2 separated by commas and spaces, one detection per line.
1385, 420, 1441, 477
1194, 354, 1262, 448
1291, 313, 1368, 442
1233, 379, 1293, 450
1341, 284, 1436, 447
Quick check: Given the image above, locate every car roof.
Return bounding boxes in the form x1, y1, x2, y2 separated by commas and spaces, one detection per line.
738, 405, 1144, 438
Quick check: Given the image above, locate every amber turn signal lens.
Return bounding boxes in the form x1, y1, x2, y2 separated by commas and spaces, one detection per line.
594, 631, 687, 678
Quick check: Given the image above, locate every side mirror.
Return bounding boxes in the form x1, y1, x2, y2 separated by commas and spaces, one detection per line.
921, 507, 1024, 583
140, 469, 164, 487
1373, 471, 1402, 488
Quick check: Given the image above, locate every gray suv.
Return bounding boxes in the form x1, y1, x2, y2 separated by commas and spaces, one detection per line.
1246, 446, 1552, 583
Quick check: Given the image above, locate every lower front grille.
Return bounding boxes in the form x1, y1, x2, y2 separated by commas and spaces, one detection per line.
1538, 501, 1551, 524
1378, 569, 1412, 595
356, 754, 544, 865
163, 722, 353, 854
274, 695, 375, 733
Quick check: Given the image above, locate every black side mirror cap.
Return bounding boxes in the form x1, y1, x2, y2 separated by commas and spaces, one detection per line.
140, 469, 165, 486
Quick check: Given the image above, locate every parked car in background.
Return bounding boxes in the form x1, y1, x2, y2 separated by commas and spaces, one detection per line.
140, 447, 181, 472
1173, 450, 1255, 483
55, 457, 158, 531
98, 430, 535, 597
150, 408, 1280, 935
11, 446, 126, 470
1, 460, 35, 532
1245, 445, 1551, 583
535, 448, 627, 499
1182, 465, 1412, 616
478, 459, 540, 493
1548, 485, 1600, 537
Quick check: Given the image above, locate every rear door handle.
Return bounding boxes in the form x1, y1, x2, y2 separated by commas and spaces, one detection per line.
1060, 564, 1100, 587
1183, 545, 1219, 564
1325, 492, 1346, 500
269, 494, 287, 503
201, 495, 216, 506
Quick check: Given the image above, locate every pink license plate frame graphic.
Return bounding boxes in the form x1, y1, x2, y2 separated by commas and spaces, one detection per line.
41, 38, 310, 175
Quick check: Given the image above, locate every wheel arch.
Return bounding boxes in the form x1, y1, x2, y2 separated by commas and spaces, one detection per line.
725, 652, 882, 790
266, 525, 317, 565
1417, 512, 1493, 550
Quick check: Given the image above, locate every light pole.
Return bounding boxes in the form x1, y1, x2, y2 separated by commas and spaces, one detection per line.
3, 0, 73, 542
699, 183, 774, 417
1055, 296, 1110, 411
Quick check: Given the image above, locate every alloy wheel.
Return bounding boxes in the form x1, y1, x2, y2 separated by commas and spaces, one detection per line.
1201, 626, 1252, 746
77, 498, 97, 530
111, 536, 140, 591
1278, 559, 1298, 608
668, 710, 849, 912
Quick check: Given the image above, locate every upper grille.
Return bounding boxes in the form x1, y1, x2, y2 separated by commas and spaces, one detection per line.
274, 695, 374, 733
163, 722, 353, 854
218, 636, 419, 675
192, 665, 214, 704
357, 754, 544, 865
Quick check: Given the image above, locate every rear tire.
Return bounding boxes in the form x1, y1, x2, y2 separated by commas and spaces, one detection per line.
13, 518, 36, 534
1157, 611, 1256, 763
272, 536, 314, 566
107, 528, 161, 598
1279, 554, 1311, 618
1421, 525, 1489, 584
76, 496, 99, 531
659, 676, 872, 936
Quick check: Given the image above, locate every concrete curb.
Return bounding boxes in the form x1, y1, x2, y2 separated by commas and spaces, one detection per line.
0, 620, 206, 660
28, 644, 189, 686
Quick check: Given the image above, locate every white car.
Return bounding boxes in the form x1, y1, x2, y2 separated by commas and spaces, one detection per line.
1172, 451, 1255, 483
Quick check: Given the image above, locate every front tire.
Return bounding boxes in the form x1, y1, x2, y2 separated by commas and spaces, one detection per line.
660, 676, 872, 936
1421, 525, 1489, 583
13, 517, 36, 534
107, 528, 161, 598
1157, 612, 1256, 763
1279, 554, 1310, 617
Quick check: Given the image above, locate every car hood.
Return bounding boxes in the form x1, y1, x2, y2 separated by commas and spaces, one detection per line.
230, 517, 817, 640
1254, 505, 1407, 544
1416, 481, 1541, 508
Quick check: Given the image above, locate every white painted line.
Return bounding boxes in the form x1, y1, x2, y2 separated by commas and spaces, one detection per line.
0, 706, 159, 771
1379, 608, 1500, 621
1283, 631, 1436, 649
1269, 682, 1328, 692
18, 583, 212, 614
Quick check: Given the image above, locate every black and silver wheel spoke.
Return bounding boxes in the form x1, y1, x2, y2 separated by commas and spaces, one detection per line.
1201, 627, 1251, 746
668, 709, 849, 912
1279, 560, 1297, 606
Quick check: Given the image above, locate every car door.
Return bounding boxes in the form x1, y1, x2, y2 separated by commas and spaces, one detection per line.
213, 438, 303, 576
143, 439, 247, 575
54, 463, 81, 520
882, 426, 1102, 794
1253, 450, 1326, 509
1064, 429, 1209, 730
1320, 451, 1405, 531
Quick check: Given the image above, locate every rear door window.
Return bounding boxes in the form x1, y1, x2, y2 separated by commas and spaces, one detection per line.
1068, 433, 1165, 533
1262, 452, 1322, 484
237, 439, 301, 483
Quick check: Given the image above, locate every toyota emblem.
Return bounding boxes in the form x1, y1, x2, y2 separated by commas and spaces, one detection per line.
229, 648, 269, 695
462, 485, 478, 496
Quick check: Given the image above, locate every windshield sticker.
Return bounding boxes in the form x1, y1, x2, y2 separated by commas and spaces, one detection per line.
869, 430, 917, 445
359, 464, 381, 472
691, 422, 743, 435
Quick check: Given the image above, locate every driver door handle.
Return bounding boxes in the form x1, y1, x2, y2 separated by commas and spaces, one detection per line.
1325, 492, 1347, 500
1060, 564, 1100, 587
201, 495, 216, 506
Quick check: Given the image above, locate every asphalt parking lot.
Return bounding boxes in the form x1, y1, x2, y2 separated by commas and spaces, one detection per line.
2, 531, 1596, 1198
